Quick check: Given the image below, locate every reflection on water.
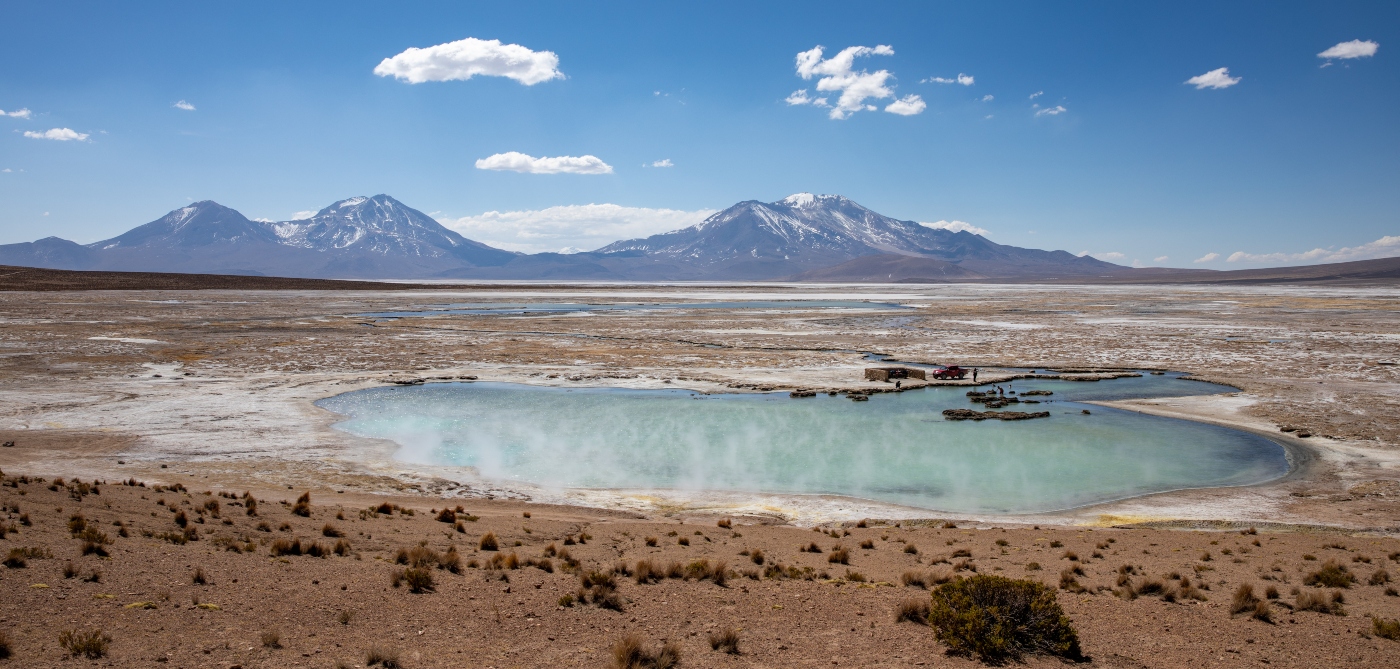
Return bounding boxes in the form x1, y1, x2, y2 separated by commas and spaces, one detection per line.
356, 300, 908, 319
317, 374, 1288, 515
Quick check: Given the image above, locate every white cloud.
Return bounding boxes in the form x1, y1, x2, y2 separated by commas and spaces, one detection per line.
1186, 67, 1240, 90
924, 73, 974, 86
921, 220, 989, 236
1194, 252, 1220, 263
439, 203, 717, 254
1, 168, 10, 173
1, 108, 32, 119
252, 217, 273, 223
23, 128, 88, 141
1093, 251, 1126, 260
1154, 255, 1169, 263
648, 159, 673, 168
1034, 105, 1067, 117
173, 100, 195, 111
1029, 91, 1043, 99
373, 37, 562, 86
793, 44, 916, 119
291, 210, 317, 220
475, 151, 613, 175
981, 94, 994, 102
786, 90, 830, 106
1318, 39, 1379, 60
1225, 235, 1400, 265
885, 95, 926, 116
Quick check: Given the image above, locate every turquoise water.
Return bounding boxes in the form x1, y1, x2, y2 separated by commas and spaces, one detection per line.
317, 374, 1290, 515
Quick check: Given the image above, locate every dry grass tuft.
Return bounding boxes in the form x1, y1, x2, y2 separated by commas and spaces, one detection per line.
321, 523, 344, 537
192, 567, 207, 585
1373, 617, 1400, 642
59, 629, 110, 658
828, 545, 850, 564
902, 570, 928, 588
644, 536, 657, 547
260, 630, 281, 649
750, 548, 765, 565
895, 598, 931, 624
479, 532, 499, 551
1370, 568, 1391, 586
0, 630, 10, 660
292, 491, 312, 517
708, 628, 741, 654
716, 518, 732, 529
1295, 589, 1345, 615
612, 634, 680, 669
366, 645, 402, 668
1304, 559, 1356, 588
1231, 584, 1260, 614
402, 567, 435, 593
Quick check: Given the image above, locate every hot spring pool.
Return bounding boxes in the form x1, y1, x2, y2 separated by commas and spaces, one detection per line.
317, 373, 1290, 515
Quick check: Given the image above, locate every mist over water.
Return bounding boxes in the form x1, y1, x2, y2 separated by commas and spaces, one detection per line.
318, 374, 1289, 515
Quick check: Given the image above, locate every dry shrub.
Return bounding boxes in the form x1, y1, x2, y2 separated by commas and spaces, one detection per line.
436, 508, 456, 523
59, 629, 110, 658
0, 630, 10, 659
1231, 584, 1260, 614
63, 561, 79, 579
635, 559, 660, 584
750, 548, 765, 565
1295, 589, 1345, 615
845, 570, 867, 583
260, 630, 281, 648
860, 539, 875, 549
439, 546, 463, 573
192, 567, 207, 585
1373, 617, 1400, 642
902, 571, 928, 588
677, 537, 689, 546
1251, 601, 1273, 623
904, 544, 919, 555
292, 491, 312, 517
829, 546, 850, 565
951, 548, 972, 558
402, 567, 435, 593
803, 541, 822, 553
366, 645, 403, 668
644, 536, 658, 547
928, 575, 1083, 664
1026, 562, 1041, 571
322, 523, 344, 538
1059, 569, 1087, 594
479, 532, 499, 551
708, 628, 741, 654
334, 539, 352, 556
1304, 560, 1355, 588
270, 538, 302, 556
895, 598, 930, 624
245, 497, 258, 516
1370, 569, 1391, 586
612, 634, 680, 669
716, 518, 732, 529
305, 542, 331, 558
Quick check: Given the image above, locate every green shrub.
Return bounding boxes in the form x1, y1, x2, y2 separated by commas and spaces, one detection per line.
59, 629, 110, 659
1373, 616, 1400, 642
927, 574, 1083, 663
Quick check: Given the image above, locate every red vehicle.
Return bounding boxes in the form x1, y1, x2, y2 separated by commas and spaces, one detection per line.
930, 365, 968, 380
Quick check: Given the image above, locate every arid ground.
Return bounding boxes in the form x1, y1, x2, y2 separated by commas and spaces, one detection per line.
2, 281, 1400, 667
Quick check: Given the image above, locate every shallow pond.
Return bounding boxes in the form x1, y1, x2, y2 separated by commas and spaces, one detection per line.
317, 373, 1290, 515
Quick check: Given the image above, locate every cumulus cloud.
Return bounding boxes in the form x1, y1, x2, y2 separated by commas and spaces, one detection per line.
291, 210, 317, 220
1186, 67, 1240, 89
784, 90, 828, 106
1194, 252, 1220, 263
374, 37, 562, 85
475, 152, 613, 175
648, 159, 673, 168
1, 108, 32, 119
173, 100, 195, 111
439, 203, 717, 254
924, 73, 974, 86
1093, 251, 1126, 260
885, 95, 926, 115
1225, 235, 1400, 265
1029, 91, 1043, 99
1034, 105, 1067, 117
1154, 255, 1169, 263
23, 128, 88, 141
1318, 39, 1378, 60
981, 94, 994, 102
920, 220, 989, 236
793, 44, 919, 119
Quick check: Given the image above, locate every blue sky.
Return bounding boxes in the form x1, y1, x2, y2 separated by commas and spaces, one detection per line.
1, 1, 1396, 267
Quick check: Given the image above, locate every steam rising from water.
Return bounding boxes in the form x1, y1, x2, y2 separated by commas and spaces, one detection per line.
319, 377, 1288, 515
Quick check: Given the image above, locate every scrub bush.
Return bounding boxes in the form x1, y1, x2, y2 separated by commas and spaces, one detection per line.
927, 574, 1083, 663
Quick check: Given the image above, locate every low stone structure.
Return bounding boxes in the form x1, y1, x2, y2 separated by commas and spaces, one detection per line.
864, 366, 926, 382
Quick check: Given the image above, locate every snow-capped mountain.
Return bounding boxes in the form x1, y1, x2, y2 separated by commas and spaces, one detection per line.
0, 195, 515, 278
0, 192, 1123, 281
592, 193, 1117, 279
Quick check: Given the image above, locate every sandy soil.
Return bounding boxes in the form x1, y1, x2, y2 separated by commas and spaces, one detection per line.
2, 282, 1400, 666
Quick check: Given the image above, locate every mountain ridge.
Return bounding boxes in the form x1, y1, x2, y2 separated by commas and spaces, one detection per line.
3, 192, 1123, 280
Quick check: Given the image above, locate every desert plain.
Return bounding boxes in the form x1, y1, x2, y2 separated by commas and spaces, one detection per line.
2, 278, 1400, 668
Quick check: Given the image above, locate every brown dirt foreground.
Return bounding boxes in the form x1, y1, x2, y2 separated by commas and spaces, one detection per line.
3, 477, 1400, 669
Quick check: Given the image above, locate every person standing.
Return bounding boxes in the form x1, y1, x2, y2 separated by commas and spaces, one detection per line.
973, 368, 979, 383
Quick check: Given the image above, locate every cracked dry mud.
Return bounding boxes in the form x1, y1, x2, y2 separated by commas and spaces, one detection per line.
2, 282, 1399, 668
